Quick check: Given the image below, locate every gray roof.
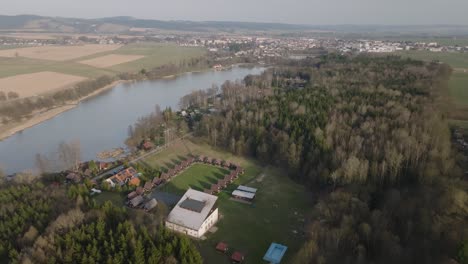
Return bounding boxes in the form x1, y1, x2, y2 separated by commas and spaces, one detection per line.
144, 198, 158, 210
166, 188, 218, 230
232, 190, 256, 199
237, 185, 257, 193
130, 195, 144, 207
180, 198, 206, 213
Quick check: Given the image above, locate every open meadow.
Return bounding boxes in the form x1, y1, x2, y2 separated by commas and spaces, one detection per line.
0, 44, 122, 61
0, 71, 86, 98
141, 139, 311, 264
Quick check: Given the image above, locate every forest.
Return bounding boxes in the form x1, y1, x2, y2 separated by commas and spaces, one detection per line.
0, 176, 202, 264
188, 55, 468, 263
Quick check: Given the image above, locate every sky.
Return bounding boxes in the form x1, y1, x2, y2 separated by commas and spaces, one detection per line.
3, 0, 468, 25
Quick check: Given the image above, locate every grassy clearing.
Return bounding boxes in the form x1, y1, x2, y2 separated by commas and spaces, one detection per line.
449, 72, 468, 106
161, 164, 229, 195
143, 139, 310, 264
93, 191, 125, 207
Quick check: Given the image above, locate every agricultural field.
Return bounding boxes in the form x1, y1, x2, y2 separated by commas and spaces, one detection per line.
0, 44, 122, 61
79, 54, 145, 68
398, 50, 468, 69
0, 71, 86, 98
0, 43, 206, 96
449, 72, 468, 106
142, 139, 311, 264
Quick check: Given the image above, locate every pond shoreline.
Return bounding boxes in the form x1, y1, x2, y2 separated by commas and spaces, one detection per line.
0, 67, 221, 142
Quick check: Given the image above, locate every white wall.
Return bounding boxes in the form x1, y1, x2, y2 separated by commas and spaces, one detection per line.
166, 208, 219, 238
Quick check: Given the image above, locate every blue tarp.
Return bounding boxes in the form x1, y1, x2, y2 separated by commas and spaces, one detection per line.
263, 243, 288, 264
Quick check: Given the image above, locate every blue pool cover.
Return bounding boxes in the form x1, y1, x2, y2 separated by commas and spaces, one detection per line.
263, 243, 288, 263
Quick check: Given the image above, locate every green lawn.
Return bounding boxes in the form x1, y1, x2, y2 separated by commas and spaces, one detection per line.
145, 139, 310, 264
93, 191, 125, 207
161, 164, 230, 195
449, 72, 468, 106
197, 166, 310, 264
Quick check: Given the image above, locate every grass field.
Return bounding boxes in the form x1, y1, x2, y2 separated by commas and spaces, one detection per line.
398, 50, 468, 69
449, 72, 468, 106
143, 139, 311, 264
161, 164, 229, 195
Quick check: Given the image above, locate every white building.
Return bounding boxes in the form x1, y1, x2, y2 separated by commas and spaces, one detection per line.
165, 189, 219, 238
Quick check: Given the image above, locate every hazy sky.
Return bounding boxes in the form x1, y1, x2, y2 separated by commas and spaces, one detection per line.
3, 0, 468, 25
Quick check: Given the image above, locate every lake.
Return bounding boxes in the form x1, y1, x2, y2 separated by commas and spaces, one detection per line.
0, 66, 265, 174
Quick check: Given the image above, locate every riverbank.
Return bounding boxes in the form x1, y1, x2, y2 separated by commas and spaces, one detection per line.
0, 67, 215, 141
0, 79, 129, 141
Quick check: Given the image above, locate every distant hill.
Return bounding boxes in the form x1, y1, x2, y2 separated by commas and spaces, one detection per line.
1, 14, 468, 36
0, 14, 313, 33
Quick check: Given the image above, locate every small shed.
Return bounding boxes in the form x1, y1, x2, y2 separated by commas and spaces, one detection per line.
237, 185, 257, 194
127, 191, 138, 200
232, 190, 255, 201
143, 198, 158, 211
136, 186, 144, 195
129, 195, 144, 207
231, 251, 245, 263
144, 181, 153, 191
263, 243, 288, 264
215, 242, 228, 253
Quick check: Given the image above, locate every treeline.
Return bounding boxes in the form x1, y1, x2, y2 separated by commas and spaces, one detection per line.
197, 55, 454, 186
0, 176, 203, 263
192, 54, 467, 263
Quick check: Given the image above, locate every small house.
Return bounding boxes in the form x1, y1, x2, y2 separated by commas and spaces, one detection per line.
66, 172, 81, 183
136, 186, 144, 195
144, 181, 153, 192
127, 191, 138, 200
128, 177, 141, 187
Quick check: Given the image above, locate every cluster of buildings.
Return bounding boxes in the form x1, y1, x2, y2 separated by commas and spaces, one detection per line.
104, 167, 141, 188
176, 34, 468, 59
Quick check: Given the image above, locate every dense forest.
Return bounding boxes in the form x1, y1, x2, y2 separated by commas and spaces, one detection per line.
0, 176, 202, 264
188, 55, 468, 263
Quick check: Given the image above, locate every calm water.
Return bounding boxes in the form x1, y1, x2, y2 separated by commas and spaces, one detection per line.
0, 66, 265, 174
